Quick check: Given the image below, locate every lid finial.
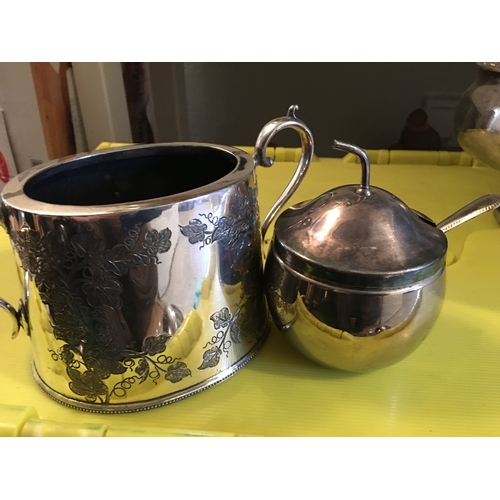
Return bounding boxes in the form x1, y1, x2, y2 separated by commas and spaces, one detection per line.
333, 140, 371, 196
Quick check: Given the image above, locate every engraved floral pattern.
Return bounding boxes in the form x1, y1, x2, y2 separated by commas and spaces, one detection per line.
142, 334, 169, 356
196, 205, 267, 371
198, 346, 222, 370
179, 219, 207, 245
164, 362, 193, 383
198, 292, 265, 370
179, 187, 257, 250
6, 179, 267, 404
82, 267, 124, 309
142, 228, 172, 257
12, 218, 193, 404
198, 302, 254, 370
210, 307, 232, 330
198, 307, 236, 370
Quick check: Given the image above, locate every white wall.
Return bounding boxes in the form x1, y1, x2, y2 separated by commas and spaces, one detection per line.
0, 63, 480, 173
72, 62, 132, 150
0, 62, 48, 172
170, 62, 478, 157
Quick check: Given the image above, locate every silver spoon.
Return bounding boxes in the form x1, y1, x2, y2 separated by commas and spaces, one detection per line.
413, 194, 500, 233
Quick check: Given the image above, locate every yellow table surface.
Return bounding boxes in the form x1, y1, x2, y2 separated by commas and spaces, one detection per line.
2, 150, 500, 436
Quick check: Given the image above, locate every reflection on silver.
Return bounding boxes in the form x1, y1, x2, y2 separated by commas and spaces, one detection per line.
3, 168, 268, 411
266, 245, 445, 372
0, 297, 27, 339
163, 304, 184, 337
265, 139, 499, 372
0, 106, 315, 412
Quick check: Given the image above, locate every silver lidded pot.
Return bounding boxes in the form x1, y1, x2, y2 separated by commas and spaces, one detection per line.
264, 141, 500, 372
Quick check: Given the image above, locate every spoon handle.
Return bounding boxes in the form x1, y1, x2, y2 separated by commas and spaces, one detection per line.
436, 193, 500, 233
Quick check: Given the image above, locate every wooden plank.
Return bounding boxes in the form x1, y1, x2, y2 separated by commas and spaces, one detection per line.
30, 62, 76, 160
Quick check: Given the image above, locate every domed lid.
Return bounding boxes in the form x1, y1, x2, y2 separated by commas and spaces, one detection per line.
271, 141, 448, 291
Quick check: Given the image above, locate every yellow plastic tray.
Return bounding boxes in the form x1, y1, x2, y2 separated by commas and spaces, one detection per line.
2, 148, 500, 436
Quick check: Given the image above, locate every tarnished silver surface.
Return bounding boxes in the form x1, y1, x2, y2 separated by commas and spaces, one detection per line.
0, 106, 315, 412
271, 141, 448, 290
0, 297, 25, 338
265, 250, 445, 372
265, 140, 500, 372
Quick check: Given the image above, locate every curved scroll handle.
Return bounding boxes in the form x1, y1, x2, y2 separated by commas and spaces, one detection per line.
436, 193, 500, 233
254, 105, 314, 239
0, 297, 28, 339
0, 268, 29, 339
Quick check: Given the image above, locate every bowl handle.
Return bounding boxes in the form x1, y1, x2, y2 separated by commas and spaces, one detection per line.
0, 297, 28, 339
0, 232, 30, 338
254, 105, 314, 239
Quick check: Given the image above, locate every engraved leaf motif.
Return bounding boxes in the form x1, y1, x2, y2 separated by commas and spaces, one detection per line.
143, 228, 172, 256
233, 219, 252, 238
85, 355, 127, 379
104, 244, 149, 275
91, 317, 114, 346
209, 307, 232, 330
211, 216, 236, 246
67, 368, 108, 401
135, 358, 150, 383
198, 347, 221, 370
230, 196, 247, 216
82, 270, 123, 309
13, 226, 42, 273
142, 334, 168, 356
164, 361, 191, 383
53, 324, 89, 346
10, 217, 180, 403
179, 219, 208, 244
41, 229, 70, 265
229, 322, 241, 344
59, 344, 75, 365
70, 227, 105, 257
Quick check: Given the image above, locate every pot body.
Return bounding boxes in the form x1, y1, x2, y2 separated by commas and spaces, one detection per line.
0, 143, 269, 412
265, 247, 446, 372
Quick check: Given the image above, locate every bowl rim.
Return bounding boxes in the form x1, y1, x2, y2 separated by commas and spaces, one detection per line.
1, 143, 254, 217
